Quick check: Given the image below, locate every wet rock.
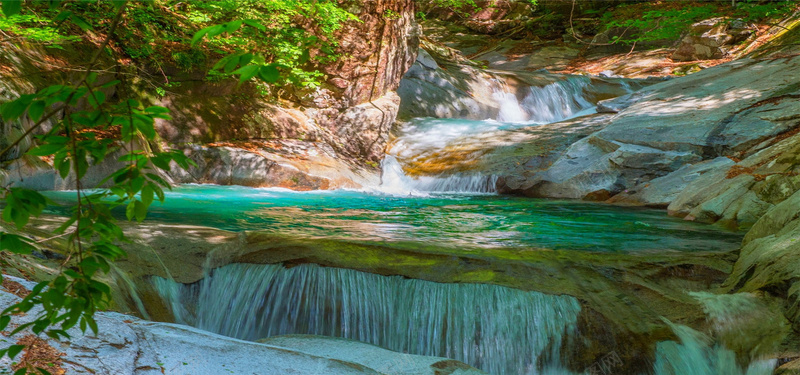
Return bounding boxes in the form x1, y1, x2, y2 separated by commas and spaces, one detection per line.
397, 45, 501, 120
515, 136, 701, 199
498, 55, 800, 218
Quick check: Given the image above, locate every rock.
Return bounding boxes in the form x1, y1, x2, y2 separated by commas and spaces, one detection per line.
668, 129, 800, 228
595, 92, 645, 113
672, 18, 755, 62
513, 135, 701, 199
167, 141, 379, 190
723, 189, 800, 330
259, 335, 486, 375
497, 55, 800, 210
594, 57, 800, 155
397, 46, 501, 120
609, 157, 735, 207
0, 276, 484, 375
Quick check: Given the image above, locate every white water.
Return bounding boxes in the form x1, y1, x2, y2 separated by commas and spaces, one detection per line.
379, 75, 599, 195
653, 322, 776, 375
154, 263, 582, 375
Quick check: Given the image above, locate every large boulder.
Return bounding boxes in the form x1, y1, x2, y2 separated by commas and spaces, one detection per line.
497, 55, 800, 216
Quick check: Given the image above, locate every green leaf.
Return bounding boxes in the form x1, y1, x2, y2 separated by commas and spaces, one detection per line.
205, 24, 225, 39
71, 15, 92, 30
87, 90, 106, 108
140, 185, 154, 206
27, 143, 65, 156
239, 53, 253, 66
101, 79, 120, 88
0, 233, 34, 254
130, 175, 145, 193
1, 98, 30, 122
133, 114, 156, 139
133, 200, 147, 222
53, 10, 72, 22
232, 65, 259, 85
258, 65, 281, 83
243, 19, 266, 32
224, 56, 239, 73
224, 20, 242, 33
125, 201, 136, 221
2, 1, 22, 17
149, 154, 170, 171
191, 26, 211, 45
0, 315, 8, 331
28, 100, 45, 122
58, 157, 71, 178
7, 344, 24, 359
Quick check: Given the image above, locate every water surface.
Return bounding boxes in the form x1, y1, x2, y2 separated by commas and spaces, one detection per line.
46, 184, 742, 252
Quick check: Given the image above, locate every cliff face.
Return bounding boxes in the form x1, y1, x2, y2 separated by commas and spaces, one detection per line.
309, 0, 420, 162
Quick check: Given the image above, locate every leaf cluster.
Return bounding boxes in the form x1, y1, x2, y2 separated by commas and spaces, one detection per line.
0, 2, 197, 373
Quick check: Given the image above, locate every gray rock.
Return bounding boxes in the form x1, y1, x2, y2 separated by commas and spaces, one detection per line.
517, 136, 701, 199
609, 157, 735, 206
595, 57, 800, 155
0, 278, 485, 375
672, 18, 755, 61
260, 335, 486, 375
499, 55, 800, 212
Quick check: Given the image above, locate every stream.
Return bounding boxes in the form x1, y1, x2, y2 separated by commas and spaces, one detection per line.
42, 71, 765, 374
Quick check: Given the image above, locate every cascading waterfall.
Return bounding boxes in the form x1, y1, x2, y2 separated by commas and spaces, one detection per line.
493, 76, 594, 124
153, 263, 582, 375
653, 323, 776, 375
654, 292, 781, 375
518, 77, 594, 124
378, 155, 499, 194
381, 75, 597, 195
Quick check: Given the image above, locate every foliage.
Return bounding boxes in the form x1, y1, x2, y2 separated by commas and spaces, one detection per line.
0, 6, 195, 375
599, 4, 718, 45
0, 1, 300, 373
594, 0, 796, 46
0, 0, 357, 94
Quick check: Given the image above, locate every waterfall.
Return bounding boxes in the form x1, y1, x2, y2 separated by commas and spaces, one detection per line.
653, 322, 776, 375
381, 75, 597, 194
377, 155, 498, 195
491, 76, 594, 124
153, 263, 582, 375
519, 77, 594, 124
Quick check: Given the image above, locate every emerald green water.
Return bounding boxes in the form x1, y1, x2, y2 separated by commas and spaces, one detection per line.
45, 184, 741, 252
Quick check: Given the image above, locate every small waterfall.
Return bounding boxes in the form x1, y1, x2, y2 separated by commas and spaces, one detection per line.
653, 322, 776, 375
378, 155, 498, 195
380, 75, 597, 194
153, 263, 582, 375
519, 77, 593, 124
493, 90, 528, 123
490, 76, 594, 124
